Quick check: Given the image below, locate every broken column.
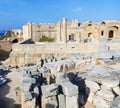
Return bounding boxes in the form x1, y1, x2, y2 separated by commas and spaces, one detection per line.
62, 18, 67, 44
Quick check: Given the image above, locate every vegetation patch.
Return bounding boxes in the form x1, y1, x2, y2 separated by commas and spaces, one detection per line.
39, 35, 55, 42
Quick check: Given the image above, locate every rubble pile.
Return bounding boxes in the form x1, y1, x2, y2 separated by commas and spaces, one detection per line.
20, 55, 120, 108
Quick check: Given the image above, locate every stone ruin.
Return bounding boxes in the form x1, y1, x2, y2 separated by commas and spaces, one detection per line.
18, 53, 120, 108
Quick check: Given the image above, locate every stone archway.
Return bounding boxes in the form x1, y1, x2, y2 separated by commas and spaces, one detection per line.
109, 30, 114, 38
88, 33, 92, 37
12, 39, 18, 43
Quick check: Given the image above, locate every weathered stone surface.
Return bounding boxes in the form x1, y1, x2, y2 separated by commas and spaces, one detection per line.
101, 85, 112, 90
58, 94, 66, 108
41, 96, 58, 108
112, 86, 120, 96
66, 95, 78, 108
111, 96, 120, 108
96, 89, 115, 101
23, 92, 33, 101
56, 72, 68, 84
41, 84, 58, 98
102, 80, 119, 88
61, 81, 78, 97
75, 60, 86, 69
85, 80, 100, 92
22, 98, 36, 108
87, 92, 94, 103
22, 77, 36, 84
88, 67, 111, 78
81, 65, 94, 72
93, 95, 112, 108
20, 83, 31, 92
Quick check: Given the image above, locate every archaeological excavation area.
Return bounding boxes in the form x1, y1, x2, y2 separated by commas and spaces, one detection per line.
1, 18, 120, 108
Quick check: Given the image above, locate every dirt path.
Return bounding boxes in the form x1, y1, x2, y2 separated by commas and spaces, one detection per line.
0, 69, 21, 108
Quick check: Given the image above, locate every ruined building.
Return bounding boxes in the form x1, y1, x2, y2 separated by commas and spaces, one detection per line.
22, 18, 120, 42
3, 18, 120, 67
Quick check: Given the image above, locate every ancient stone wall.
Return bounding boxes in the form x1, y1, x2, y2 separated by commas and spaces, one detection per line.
22, 19, 120, 43
5, 42, 120, 67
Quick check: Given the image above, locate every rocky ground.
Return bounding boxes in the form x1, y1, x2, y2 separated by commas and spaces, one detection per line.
18, 54, 120, 108
1, 52, 120, 108
0, 67, 21, 108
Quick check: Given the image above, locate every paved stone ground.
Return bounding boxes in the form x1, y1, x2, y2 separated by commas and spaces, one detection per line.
0, 69, 21, 108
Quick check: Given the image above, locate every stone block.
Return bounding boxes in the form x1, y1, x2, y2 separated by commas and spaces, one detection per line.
75, 60, 86, 69
23, 92, 33, 101
93, 95, 112, 108
41, 96, 58, 108
87, 92, 94, 103
88, 67, 111, 78
22, 97, 36, 108
102, 80, 119, 88
112, 86, 120, 95
58, 94, 66, 108
111, 96, 120, 107
85, 80, 100, 93
22, 77, 36, 84
61, 81, 78, 97
66, 95, 78, 108
96, 89, 115, 101
41, 84, 58, 98
56, 72, 68, 84
20, 83, 31, 92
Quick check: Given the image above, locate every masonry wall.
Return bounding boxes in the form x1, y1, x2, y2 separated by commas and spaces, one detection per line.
7, 42, 120, 67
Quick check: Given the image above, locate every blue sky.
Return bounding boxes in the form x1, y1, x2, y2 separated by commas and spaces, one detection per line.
0, 0, 120, 30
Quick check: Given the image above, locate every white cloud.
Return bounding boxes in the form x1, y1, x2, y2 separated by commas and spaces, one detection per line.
72, 7, 82, 13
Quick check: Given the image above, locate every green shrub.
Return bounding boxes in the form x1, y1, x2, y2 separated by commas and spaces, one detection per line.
39, 36, 55, 42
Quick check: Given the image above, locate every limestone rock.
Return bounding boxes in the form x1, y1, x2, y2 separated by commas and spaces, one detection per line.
41, 84, 58, 98
22, 98, 36, 108
85, 80, 100, 93
23, 92, 33, 101
96, 89, 115, 101
111, 96, 120, 108
22, 77, 36, 84
87, 92, 94, 103
61, 81, 78, 97
88, 67, 111, 78
112, 86, 120, 95
93, 95, 112, 108
41, 96, 58, 108
66, 95, 78, 108
58, 94, 66, 108
20, 83, 32, 92
102, 80, 119, 88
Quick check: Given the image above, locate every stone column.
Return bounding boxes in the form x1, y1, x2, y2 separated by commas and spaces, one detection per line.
57, 22, 61, 42
28, 22, 32, 39
62, 18, 67, 44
